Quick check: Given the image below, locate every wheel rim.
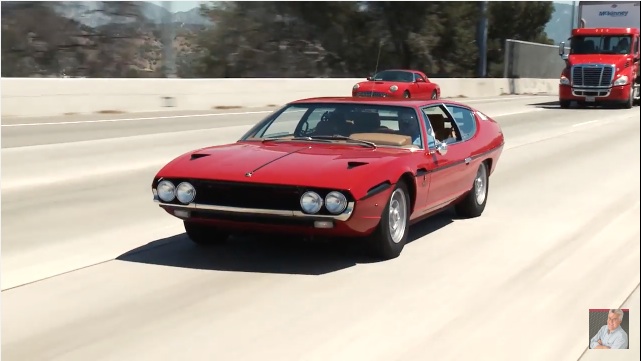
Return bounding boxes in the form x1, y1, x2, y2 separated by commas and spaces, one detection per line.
432, 92, 437, 99
474, 164, 487, 205
404, 92, 410, 98
388, 188, 407, 244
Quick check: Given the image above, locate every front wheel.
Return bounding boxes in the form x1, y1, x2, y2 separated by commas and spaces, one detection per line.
623, 85, 634, 109
184, 221, 229, 246
454, 162, 489, 218
366, 181, 411, 260
559, 99, 571, 108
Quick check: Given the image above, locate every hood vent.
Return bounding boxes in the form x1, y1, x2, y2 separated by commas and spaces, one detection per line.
190, 153, 210, 160
347, 161, 369, 169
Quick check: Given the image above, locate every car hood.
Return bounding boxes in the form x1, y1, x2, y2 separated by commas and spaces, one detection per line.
567, 54, 631, 68
355, 80, 407, 92
156, 141, 410, 197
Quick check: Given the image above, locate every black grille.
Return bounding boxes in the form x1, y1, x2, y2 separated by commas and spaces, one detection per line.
192, 180, 302, 210
572, 65, 613, 87
156, 178, 353, 215
356, 91, 388, 97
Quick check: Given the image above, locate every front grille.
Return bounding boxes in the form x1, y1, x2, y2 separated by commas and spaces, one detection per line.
191, 180, 301, 211
157, 178, 353, 215
356, 91, 388, 97
572, 65, 614, 87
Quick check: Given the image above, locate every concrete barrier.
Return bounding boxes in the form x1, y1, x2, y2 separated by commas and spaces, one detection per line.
0, 77, 560, 117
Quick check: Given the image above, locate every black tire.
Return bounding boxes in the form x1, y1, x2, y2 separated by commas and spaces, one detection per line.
559, 100, 571, 109
632, 84, 640, 107
431, 90, 438, 99
454, 162, 489, 218
403, 90, 411, 99
623, 86, 634, 109
184, 221, 229, 246
366, 181, 411, 260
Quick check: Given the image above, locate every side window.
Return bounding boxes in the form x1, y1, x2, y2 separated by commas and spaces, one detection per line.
420, 105, 461, 146
445, 105, 477, 141
634, 37, 639, 56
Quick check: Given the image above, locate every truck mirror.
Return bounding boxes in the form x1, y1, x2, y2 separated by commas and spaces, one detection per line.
559, 42, 565, 56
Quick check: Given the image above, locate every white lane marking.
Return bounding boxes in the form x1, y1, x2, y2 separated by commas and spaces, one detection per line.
572, 120, 598, 127
1, 95, 555, 128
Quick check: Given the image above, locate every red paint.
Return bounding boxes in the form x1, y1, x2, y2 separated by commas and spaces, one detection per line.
153, 97, 504, 237
351, 69, 441, 99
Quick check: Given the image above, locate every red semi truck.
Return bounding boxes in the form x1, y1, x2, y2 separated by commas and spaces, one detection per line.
558, 1, 640, 108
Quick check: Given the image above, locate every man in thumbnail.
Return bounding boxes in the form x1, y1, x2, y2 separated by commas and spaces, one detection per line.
590, 309, 628, 349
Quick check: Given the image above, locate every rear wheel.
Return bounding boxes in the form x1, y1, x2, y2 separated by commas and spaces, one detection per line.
431, 90, 438, 99
454, 162, 489, 218
184, 221, 229, 245
403, 90, 411, 99
366, 181, 410, 260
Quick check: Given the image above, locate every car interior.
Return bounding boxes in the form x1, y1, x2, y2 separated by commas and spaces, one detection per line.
306, 105, 461, 148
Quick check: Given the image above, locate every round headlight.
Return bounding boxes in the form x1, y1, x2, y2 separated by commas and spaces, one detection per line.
176, 182, 196, 204
390, 85, 398, 92
353, 83, 360, 90
157, 180, 176, 202
325, 191, 347, 214
300, 191, 323, 214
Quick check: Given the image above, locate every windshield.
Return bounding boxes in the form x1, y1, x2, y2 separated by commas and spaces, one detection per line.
371, 70, 414, 82
570, 35, 632, 55
242, 103, 424, 149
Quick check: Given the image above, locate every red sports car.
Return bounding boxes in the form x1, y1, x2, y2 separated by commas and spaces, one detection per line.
152, 97, 504, 260
352, 69, 441, 100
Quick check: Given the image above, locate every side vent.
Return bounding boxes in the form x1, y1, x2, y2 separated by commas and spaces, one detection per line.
190, 153, 210, 160
347, 161, 369, 169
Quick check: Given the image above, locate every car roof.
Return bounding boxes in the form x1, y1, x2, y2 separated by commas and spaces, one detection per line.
289, 96, 473, 109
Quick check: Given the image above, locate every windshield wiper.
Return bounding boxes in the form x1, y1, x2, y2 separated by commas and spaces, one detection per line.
307, 135, 377, 149
262, 136, 332, 143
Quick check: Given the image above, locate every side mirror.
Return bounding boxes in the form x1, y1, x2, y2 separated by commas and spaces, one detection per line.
366, 76, 372, 81
436, 141, 448, 155
416, 78, 425, 82
559, 41, 565, 56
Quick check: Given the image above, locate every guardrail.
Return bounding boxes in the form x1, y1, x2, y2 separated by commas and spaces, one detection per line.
0, 77, 560, 117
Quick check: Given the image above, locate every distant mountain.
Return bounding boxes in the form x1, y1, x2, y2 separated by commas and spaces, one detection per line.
546, 2, 577, 44
52, 1, 212, 28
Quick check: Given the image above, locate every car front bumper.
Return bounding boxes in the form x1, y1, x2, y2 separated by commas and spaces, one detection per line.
155, 187, 393, 238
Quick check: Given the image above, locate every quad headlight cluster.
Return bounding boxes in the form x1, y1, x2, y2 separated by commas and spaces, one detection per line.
300, 190, 348, 215
156, 180, 196, 204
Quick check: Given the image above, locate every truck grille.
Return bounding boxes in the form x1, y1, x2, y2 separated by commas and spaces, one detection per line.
572, 65, 614, 87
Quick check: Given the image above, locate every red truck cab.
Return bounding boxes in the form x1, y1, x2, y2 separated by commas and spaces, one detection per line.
558, 27, 640, 108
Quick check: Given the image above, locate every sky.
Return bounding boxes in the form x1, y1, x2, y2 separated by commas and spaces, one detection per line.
148, 1, 209, 12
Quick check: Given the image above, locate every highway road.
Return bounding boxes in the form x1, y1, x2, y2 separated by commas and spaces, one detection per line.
2, 95, 639, 361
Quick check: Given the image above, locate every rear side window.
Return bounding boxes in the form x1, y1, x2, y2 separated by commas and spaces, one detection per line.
445, 105, 477, 141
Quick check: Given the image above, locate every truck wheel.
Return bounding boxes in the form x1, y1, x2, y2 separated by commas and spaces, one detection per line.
559, 100, 571, 109
624, 86, 634, 109
634, 84, 640, 107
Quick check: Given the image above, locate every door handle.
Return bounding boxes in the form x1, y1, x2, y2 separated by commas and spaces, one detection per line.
465, 157, 472, 165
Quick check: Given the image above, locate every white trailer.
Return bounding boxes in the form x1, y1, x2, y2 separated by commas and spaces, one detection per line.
578, 1, 640, 29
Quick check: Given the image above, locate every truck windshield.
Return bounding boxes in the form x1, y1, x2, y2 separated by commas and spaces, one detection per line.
570, 35, 632, 55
